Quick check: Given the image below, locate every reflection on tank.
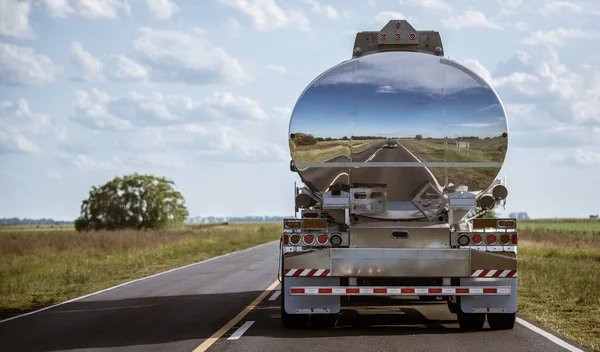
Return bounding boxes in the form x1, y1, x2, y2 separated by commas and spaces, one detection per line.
289, 50, 508, 204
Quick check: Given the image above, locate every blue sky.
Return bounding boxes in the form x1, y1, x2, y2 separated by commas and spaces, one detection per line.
290, 51, 507, 139
1, 0, 599, 220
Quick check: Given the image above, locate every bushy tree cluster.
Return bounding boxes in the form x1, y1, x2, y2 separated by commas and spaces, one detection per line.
75, 173, 189, 232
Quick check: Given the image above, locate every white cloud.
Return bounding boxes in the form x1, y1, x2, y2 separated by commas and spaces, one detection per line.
132, 27, 252, 85
467, 46, 600, 151
70, 42, 104, 81
521, 28, 600, 46
0, 43, 60, 86
72, 0, 130, 19
64, 89, 288, 166
108, 54, 149, 81
226, 17, 242, 36
0, 99, 65, 155
39, 0, 131, 18
70, 89, 274, 132
302, 0, 346, 20
145, 0, 180, 20
551, 148, 600, 167
40, 0, 75, 18
374, 11, 409, 26
400, 0, 451, 11
543, 1, 584, 13
218, 0, 310, 31
442, 11, 503, 30
0, 0, 35, 38
45, 170, 62, 179
265, 64, 287, 74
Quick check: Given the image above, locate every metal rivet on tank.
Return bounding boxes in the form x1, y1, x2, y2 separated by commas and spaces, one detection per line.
354, 47, 362, 55
435, 46, 443, 55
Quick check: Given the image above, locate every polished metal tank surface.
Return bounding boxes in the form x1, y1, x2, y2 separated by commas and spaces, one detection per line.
289, 50, 508, 206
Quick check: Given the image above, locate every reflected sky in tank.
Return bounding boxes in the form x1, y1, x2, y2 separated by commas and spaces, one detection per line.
289, 51, 507, 140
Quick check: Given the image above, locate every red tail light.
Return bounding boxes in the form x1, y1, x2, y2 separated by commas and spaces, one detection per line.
317, 234, 328, 245
283, 235, 289, 245
303, 234, 315, 245
485, 234, 497, 245
471, 233, 483, 245
511, 233, 518, 245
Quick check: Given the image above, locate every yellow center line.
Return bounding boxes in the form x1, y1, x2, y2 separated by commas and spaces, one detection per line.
325, 172, 349, 192
192, 279, 280, 352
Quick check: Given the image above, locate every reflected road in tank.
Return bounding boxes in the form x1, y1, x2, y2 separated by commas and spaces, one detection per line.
289, 50, 508, 212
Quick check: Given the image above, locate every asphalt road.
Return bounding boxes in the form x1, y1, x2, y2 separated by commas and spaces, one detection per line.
349, 142, 439, 202
300, 141, 441, 202
0, 242, 589, 352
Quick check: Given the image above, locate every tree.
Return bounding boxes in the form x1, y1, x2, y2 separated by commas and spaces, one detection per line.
75, 173, 189, 231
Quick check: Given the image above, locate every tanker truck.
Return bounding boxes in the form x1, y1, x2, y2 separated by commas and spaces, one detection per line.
279, 19, 518, 331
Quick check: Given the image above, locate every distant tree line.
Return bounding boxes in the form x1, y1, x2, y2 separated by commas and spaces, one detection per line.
1, 215, 294, 226
0, 218, 74, 225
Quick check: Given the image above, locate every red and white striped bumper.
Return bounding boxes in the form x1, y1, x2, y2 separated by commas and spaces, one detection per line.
289, 286, 512, 296
471, 269, 517, 278
284, 268, 331, 277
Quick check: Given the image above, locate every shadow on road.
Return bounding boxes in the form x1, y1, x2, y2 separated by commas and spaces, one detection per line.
0, 291, 488, 352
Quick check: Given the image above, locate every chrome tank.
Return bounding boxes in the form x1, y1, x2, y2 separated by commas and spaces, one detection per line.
289, 51, 508, 208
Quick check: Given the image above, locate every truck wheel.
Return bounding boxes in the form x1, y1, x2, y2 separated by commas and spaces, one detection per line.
282, 310, 309, 329
311, 314, 338, 328
487, 313, 516, 330
457, 311, 485, 330
447, 300, 458, 314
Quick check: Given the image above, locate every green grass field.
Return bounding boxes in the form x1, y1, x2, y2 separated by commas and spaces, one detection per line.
517, 219, 600, 351
0, 219, 598, 350
291, 139, 378, 163
399, 138, 505, 190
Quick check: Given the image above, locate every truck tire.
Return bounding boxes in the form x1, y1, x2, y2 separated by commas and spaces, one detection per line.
280, 277, 308, 329
311, 314, 338, 328
447, 300, 458, 314
487, 313, 516, 330
457, 311, 485, 330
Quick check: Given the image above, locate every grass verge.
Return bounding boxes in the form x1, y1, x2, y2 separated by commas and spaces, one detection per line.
0, 223, 281, 320
518, 225, 600, 352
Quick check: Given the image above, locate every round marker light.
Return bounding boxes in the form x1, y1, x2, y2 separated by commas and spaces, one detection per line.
499, 234, 510, 245
486, 234, 497, 245
471, 233, 483, 245
317, 233, 328, 245
330, 234, 342, 246
303, 234, 315, 245
458, 234, 470, 246
289, 234, 301, 245
380, 33, 387, 40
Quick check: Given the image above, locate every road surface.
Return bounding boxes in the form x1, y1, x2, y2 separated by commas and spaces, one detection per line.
299, 140, 440, 202
0, 242, 589, 352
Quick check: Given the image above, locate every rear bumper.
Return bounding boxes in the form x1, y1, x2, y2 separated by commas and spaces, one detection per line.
283, 247, 517, 278
289, 285, 512, 296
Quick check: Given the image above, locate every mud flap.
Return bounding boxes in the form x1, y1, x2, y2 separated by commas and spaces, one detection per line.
459, 277, 517, 314
283, 276, 341, 314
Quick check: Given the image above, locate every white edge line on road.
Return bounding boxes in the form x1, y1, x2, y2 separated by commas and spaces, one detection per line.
227, 321, 255, 341
396, 142, 443, 190
516, 318, 586, 352
0, 240, 279, 324
268, 290, 281, 301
